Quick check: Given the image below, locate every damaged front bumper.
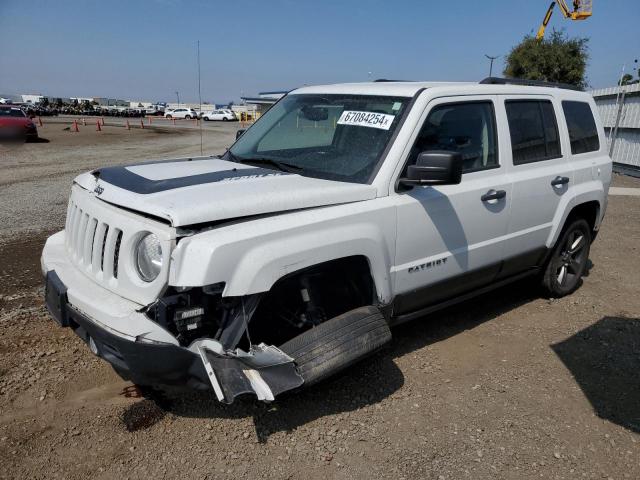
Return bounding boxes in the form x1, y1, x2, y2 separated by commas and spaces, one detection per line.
42, 232, 303, 403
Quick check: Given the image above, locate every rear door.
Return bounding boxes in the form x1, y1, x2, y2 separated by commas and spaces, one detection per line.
393, 95, 513, 315
498, 95, 573, 277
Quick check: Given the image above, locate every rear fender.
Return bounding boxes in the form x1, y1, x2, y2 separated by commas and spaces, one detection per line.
547, 181, 605, 248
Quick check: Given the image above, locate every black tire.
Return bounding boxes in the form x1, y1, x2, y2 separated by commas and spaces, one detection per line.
185, 115, 191, 120
203, 117, 209, 121
279, 306, 391, 386
165, 115, 172, 119
222, 117, 228, 122
542, 218, 592, 297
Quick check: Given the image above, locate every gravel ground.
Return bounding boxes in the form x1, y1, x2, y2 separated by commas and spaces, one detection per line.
0, 121, 240, 243
0, 128, 639, 479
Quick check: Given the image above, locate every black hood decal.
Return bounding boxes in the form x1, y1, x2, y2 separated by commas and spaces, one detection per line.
93, 165, 290, 194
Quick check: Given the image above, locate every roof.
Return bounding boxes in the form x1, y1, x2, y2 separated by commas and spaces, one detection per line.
290, 80, 595, 99
291, 81, 468, 97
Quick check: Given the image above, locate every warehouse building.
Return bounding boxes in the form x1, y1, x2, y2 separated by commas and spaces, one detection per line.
240, 90, 288, 113
592, 83, 640, 177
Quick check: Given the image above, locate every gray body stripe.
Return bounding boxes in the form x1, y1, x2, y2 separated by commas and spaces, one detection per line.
94, 166, 289, 194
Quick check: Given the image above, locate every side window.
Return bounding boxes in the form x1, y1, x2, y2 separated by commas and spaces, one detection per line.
562, 101, 600, 154
505, 100, 561, 165
407, 101, 498, 173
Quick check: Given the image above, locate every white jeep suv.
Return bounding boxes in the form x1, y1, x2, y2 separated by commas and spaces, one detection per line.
42, 78, 611, 403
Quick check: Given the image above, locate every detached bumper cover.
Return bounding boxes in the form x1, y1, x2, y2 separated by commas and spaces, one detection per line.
43, 269, 303, 403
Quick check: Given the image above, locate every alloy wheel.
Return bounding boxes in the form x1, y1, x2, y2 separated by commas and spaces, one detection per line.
555, 230, 587, 288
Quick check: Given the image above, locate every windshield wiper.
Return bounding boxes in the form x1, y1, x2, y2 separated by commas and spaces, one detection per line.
236, 157, 303, 174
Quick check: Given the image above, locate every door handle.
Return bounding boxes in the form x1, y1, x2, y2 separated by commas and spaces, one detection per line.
551, 176, 570, 187
481, 189, 506, 202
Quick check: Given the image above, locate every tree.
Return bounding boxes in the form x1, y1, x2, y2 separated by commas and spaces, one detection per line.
619, 73, 635, 86
503, 30, 589, 89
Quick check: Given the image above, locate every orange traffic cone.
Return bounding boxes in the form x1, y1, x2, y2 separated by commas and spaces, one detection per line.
140, 118, 144, 129
96, 120, 102, 132
72, 120, 79, 132
126, 120, 130, 130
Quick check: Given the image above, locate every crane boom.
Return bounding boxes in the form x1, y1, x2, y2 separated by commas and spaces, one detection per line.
536, 0, 592, 40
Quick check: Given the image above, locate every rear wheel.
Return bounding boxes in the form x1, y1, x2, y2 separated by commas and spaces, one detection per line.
222, 117, 228, 122
165, 115, 172, 119
185, 115, 191, 120
542, 218, 591, 297
203, 117, 209, 121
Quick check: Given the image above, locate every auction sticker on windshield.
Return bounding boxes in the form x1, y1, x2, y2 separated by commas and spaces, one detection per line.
337, 110, 395, 130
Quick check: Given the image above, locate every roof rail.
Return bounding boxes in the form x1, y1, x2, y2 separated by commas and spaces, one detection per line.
373, 79, 410, 83
479, 76, 583, 91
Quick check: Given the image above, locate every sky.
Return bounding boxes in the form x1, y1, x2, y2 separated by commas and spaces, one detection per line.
0, 0, 638, 103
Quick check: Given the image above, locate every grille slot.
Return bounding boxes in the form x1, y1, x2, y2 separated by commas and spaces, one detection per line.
100, 226, 110, 272
113, 230, 123, 279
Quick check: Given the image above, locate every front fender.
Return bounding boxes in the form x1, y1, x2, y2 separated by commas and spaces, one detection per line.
169, 201, 397, 303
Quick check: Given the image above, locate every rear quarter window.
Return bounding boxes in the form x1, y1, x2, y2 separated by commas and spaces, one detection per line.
562, 101, 600, 154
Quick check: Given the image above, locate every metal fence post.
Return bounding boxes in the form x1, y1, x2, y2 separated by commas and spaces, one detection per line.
609, 88, 627, 159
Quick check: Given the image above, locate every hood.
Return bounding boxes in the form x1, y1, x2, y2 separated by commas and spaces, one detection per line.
74, 157, 378, 227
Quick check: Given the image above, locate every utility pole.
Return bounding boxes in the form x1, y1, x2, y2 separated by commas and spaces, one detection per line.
175, 91, 180, 106
484, 54, 499, 78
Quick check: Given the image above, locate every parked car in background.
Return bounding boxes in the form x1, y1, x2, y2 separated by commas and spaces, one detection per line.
0, 105, 38, 142
164, 108, 197, 119
144, 106, 164, 116
201, 109, 237, 121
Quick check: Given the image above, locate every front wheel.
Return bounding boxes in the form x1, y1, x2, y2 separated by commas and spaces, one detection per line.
542, 218, 591, 297
203, 117, 209, 121
165, 115, 172, 119
185, 115, 191, 120
222, 117, 228, 122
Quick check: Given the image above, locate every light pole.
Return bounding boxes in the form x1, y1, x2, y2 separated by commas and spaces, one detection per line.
175, 91, 180, 106
484, 54, 499, 78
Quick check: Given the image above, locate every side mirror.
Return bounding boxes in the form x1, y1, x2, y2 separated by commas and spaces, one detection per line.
399, 151, 462, 187
235, 129, 246, 140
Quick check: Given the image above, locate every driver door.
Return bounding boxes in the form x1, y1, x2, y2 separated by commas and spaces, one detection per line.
393, 95, 512, 316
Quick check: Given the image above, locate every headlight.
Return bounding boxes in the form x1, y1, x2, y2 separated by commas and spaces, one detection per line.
135, 233, 163, 282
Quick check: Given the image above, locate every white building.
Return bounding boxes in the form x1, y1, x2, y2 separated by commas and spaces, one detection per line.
21, 94, 44, 104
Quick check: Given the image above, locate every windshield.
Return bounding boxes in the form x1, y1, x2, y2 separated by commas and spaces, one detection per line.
228, 94, 410, 183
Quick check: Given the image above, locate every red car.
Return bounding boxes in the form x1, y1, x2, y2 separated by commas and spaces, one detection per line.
0, 105, 38, 142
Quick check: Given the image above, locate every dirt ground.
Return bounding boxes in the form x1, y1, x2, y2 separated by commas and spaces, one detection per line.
0, 126, 639, 479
